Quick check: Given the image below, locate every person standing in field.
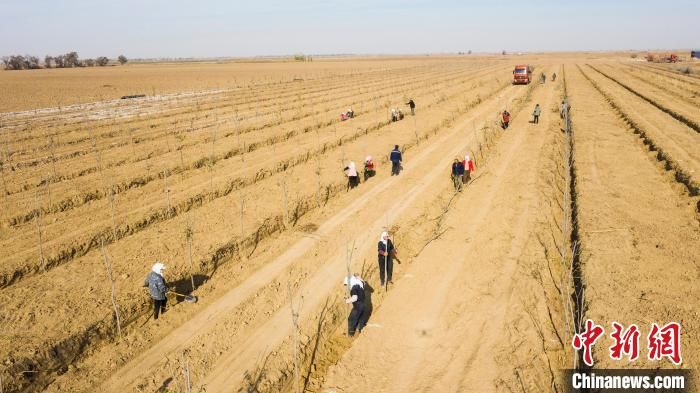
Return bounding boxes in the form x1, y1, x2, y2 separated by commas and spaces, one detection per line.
377, 231, 396, 286
463, 154, 474, 184
390, 145, 402, 176
532, 104, 541, 124
406, 99, 416, 116
344, 275, 368, 336
560, 99, 571, 119
559, 100, 566, 119
144, 262, 168, 320
451, 158, 465, 192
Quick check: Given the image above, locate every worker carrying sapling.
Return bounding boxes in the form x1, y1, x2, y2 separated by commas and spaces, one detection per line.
378, 231, 397, 286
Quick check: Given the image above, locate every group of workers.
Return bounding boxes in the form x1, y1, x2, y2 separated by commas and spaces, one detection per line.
340, 107, 354, 121
339, 98, 416, 123
390, 108, 405, 122
391, 98, 417, 122
342, 145, 402, 190
503, 104, 541, 125
391, 98, 416, 122
142, 90, 573, 338
342, 155, 377, 191
344, 230, 398, 336
539, 72, 557, 84
450, 155, 476, 192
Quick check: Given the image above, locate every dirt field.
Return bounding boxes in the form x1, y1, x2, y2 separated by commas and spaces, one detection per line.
0, 57, 474, 112
0, 54, 698, 393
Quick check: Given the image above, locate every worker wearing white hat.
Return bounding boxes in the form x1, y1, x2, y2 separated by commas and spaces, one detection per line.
144, 262, 169, 320
343, 275, 367, 336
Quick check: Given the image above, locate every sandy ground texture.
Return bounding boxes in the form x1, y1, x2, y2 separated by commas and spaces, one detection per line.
1, 54, 699, 393
322, 67, 564, 393
567, 65, 700, 370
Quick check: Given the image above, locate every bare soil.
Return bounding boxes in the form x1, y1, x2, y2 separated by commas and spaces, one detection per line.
1, 54, 698, 393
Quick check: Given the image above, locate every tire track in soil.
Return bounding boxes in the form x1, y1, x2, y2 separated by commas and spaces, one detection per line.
99, 83, 527, 393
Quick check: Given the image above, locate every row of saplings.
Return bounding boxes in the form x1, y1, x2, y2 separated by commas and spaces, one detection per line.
142, 98, 573, 337
143, 95, 553, 339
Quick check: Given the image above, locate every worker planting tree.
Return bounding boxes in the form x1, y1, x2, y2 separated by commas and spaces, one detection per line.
377, 231, 398, 289
344, 274, 368, 336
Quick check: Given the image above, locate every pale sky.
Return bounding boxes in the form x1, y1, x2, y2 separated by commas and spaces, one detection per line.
1, 0, 697, 58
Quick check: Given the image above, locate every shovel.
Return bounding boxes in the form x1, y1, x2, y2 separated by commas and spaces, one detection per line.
170, 291, 198, 303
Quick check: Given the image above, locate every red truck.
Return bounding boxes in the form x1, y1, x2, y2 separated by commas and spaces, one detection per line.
512, 65, 532, 84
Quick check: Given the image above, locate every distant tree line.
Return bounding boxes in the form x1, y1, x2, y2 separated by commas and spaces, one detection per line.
2, 52, 128, 70
293, 54, 313, 62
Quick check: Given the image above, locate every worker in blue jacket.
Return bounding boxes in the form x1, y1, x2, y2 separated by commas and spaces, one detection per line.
389, 145, 402, 176
451, 158, 465, 192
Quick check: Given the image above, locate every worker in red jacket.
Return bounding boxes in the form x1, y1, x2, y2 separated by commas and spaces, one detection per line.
501, 110, 511, 129
462, 154, 475, 184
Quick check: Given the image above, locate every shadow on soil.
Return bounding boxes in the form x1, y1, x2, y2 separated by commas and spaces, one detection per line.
170, 274, 209, 302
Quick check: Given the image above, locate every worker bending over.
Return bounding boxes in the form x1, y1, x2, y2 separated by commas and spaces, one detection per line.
344, 275, 368, 336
